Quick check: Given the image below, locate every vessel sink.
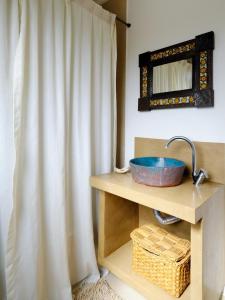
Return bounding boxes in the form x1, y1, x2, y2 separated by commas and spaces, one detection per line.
129, 157, 185, 187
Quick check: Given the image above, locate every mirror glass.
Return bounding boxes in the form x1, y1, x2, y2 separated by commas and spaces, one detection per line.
153, 59, 192, 94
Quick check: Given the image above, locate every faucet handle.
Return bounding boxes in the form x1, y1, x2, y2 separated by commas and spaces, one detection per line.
200, 168, 208, 177
196, 169, 208, 185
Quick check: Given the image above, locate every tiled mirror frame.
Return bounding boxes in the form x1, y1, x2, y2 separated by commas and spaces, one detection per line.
138, 31, 214, 111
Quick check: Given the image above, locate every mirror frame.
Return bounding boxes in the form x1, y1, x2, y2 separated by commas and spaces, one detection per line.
138, 31, 214, 111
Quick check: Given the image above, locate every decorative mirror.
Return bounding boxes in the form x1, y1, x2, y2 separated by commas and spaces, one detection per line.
139, 31, 214, 111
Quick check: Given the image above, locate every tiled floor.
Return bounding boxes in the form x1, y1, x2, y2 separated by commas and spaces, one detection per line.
106, 273, 146, 300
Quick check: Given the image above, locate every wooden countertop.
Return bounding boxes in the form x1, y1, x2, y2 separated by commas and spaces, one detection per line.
90, 172, 224, 224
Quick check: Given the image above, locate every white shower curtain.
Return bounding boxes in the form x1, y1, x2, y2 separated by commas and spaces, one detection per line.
0, 0, 116, 299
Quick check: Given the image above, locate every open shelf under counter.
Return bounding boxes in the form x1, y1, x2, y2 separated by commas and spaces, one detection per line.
100, 240, 190, 300
91, 172, 223, 224
91, 171, 225, 300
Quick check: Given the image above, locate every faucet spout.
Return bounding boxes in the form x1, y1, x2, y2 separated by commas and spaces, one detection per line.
165, 135, 209, 185
165, 136, 198, 182
165, 136, 208, 185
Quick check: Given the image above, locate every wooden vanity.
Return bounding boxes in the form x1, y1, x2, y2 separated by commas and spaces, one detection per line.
90, 138, 225, 300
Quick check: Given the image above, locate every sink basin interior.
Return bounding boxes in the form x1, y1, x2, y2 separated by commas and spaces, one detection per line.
130, 157, 185, 168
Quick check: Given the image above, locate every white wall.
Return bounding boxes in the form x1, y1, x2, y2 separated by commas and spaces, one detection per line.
124, 0, 225, 164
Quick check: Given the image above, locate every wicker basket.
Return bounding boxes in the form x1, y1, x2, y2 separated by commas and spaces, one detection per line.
130, 223, 191, 298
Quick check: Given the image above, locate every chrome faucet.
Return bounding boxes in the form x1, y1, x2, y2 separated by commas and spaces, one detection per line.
152, 136, 208, 226
165, 136, 208, 185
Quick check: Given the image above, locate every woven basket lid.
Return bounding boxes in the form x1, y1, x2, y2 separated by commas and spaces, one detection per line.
130, 223, 190, 262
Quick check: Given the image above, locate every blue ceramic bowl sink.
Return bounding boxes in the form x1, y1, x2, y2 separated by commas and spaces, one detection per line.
129, 157, 186, 187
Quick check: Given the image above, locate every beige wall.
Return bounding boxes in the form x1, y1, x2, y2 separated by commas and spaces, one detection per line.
103, 0, 127, 167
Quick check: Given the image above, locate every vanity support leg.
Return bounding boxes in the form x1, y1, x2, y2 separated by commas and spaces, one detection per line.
191, 220, 203, 300
98, 191, 106, 262
191, 188, 225, 300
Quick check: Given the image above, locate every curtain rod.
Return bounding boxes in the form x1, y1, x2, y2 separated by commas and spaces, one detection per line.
116, 16, 131, 28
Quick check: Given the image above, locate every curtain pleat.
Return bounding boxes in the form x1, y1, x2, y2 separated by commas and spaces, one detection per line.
0, 1, 20, 299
